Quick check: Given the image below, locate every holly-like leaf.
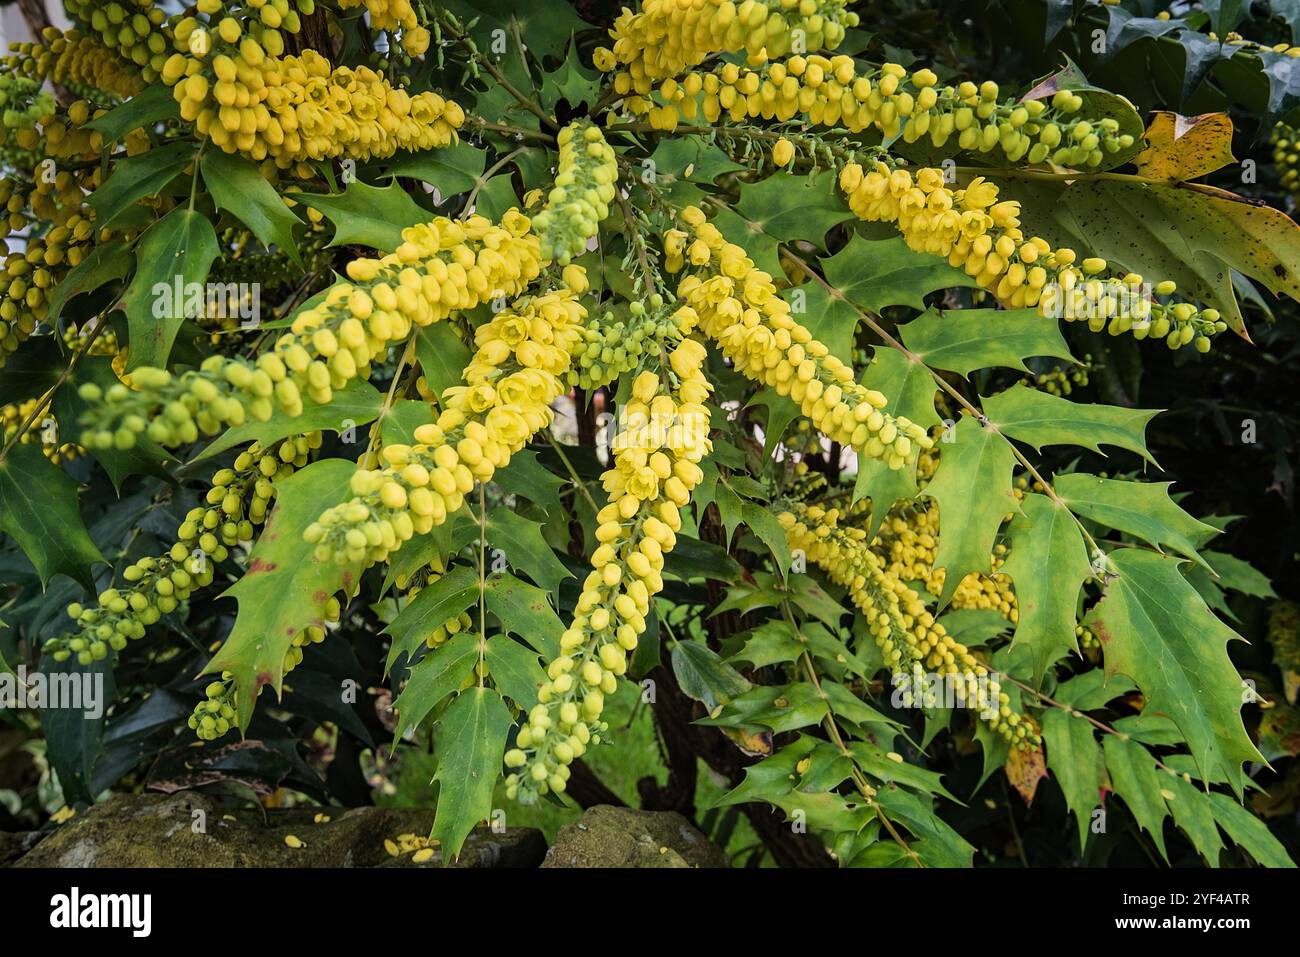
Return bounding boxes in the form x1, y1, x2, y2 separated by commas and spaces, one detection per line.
900, 307, 1075, 377
671, 640, 751, 713
735, 169, 854, 247
43, 241, 134, 328
1134, 112, 1236, 182
1102, 735, 1171, 861
291, 180, 429, 252
431, 686, 512, 861
486, 509, 572, 593
494, 450, 565, 516
377, 142, 486, 199
1054, 472, 1218, 568
203, 460, 365, 729
854, 350, 940, 529
120, 207, 220, 370
391, 631, 479, 743
1085, 549, 1262, 794
1003, 493, 1092, 681
824, 235, 979, 314
384, 564, 480, 673
698, 682, 829, 734
483, 573, 562, 658
922, 415, 1017, 605
741, 501, 792, 578
485, 634, 545, 709
1206, 791, 1296, 867
202, 151, 303, 268
1164, 773, 1225, 863
198, 377, 384, 460
84, 82, 179, 141
540, 38, 602, 110
414, 323, 471, 407
87, 141, 193, 229
984, 384, 1159, 465
1042, 709, 1103, 851
0, 444, 105, 590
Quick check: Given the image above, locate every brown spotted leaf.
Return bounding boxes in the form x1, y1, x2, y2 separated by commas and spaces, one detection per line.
1005, 735, 1048, 805
204, 459, 365, 731
1135, 112, 1237, 182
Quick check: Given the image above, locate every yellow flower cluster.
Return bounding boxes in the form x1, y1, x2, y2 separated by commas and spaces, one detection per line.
1273, 123, 1300, 203
781, 503, 1038, 746
506, 347, 714, 802
1, 399, 81, 465
79, 211, 543, 449
874, 505, 1018, 622
840, 162, 1227, 350
5, 28, 145, 100
163, 8, 460, 171
337, 0, 431, 56
618, 53, 1131, 169
532, 121, 618, 265
304, 279, 588, 567
670, 205, 931, 469
64, 0, 171, 83
594, 0, 860, 88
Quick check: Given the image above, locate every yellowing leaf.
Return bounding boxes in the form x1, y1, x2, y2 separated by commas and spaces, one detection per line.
1134, 112, 1236, 183
1005, 737, 1047, 805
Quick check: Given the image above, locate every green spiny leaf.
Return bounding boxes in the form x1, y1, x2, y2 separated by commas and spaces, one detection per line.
431, 686, 511, 861
901, 308, 1075, 377
0, 444, 105, 590
984, 384, 1159, 465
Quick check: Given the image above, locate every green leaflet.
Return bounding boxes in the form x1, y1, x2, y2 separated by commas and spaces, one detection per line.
1042, 709, 1103, 852
1085, 549, 1262, 794
483, 572, 563, 658
1102, 735, 1171, 861
201, 151, 303, 269
484, 634, 546, 710
983, 384, 1159, 465
84, 82, 179, 141
120, 207, 220, 370
87, 141, 193, 229
1164, 773, 1225, 863
921, 415, 1017, 605
197, 377, 385, 460
43, 241, 133, 328
383, 564, 480, 673
376, 142, 487, 198
431, 687, 512, 861
291, 179, 430, 252
735, 169, 853, 247
1002, 493, 1092, 681
492, 450, 565, 516
698, 682, 829, 734
854, 350, 940, 533
823, 235, 979, 313
900, 307, 1075, 377
1053, 668, 1136, 710
671, 640, 751, 713
0, 444, 105, 590
203, 460, 365, 730
485, 510, 572, 594
1206, 792, 1296, 867
414, 323, 472, 408
1054, 472, 1219, 568
391, 631, 479, 743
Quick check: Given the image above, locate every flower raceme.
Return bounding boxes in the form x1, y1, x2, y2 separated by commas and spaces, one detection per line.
594, 0, 861, 87
303, 279, 588, 567
839, 162, 1227, 350
77, 211, 543, 450
506, 347, 714, 802
781, 503, 1038, 747
531, 121, 618, 266
670, 205, 931, 469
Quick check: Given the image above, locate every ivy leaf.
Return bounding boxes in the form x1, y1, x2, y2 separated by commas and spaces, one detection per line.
291, 180, 429, 252
203, 460, 365, 729
854, 351, 940, 529
0, 444, 105, 590
120, 207, 221, 370
1134, 112, 1236, 182
383, 565, 480, 673
483, 573, 562, 658
486, 510, 572, 593
87, 141, 194, 229
1054, 473, 1218, 568
735, 169, 853, 247
201, 151, 303, 269
431, 686, 512, 861
197, 377, 384, 460
900, 307, 1075, 377
485, 634, 545, 710
1003, 493, 1092, 682
1085, 549, 1262, 794
391, 632, 479, 743
823, 235, 978, 313
1102, 735, 1171, 861
414, 323, 471, 407
984, 383, 1159, 465
1042, 709, 1103, 852
921, 415, 1017, 606
377, 142, 486, 199
43, 241, 134, 328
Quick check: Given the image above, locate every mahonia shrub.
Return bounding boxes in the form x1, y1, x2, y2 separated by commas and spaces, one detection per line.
1, 0, 1299, 867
